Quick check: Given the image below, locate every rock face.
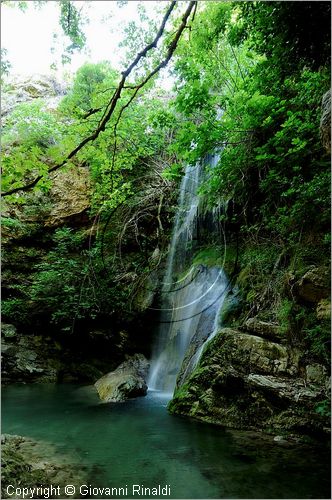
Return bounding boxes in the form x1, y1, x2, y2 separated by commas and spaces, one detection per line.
45, 167, 91, 227
1, 75, 66, 117
320, 89, 331, 153
95, 354, 149, 402
240, 318, 284, 342
169, 328, 330, 438
1, 324, 58, 384
1, 323, 106, 385
296, 266, 330, 303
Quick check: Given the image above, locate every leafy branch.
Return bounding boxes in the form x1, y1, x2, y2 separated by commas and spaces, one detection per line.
2, 0, 196, 197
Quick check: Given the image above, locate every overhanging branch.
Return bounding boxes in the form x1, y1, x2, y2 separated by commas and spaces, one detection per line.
2, 1, 196, 197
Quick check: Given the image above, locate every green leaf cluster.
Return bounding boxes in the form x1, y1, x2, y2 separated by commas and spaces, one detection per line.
170, 1, 330, 239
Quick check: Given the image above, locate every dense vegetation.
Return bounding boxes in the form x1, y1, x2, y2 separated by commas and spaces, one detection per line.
2, 1, 330, 366
169, 1, 331, 361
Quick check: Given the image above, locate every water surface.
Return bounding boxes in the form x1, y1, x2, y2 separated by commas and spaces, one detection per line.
2, 384, 330, 499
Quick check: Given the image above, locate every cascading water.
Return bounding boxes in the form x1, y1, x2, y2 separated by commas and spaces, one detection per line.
148, 154, 230, 394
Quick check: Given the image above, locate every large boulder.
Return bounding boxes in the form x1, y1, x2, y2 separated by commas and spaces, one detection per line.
169, 328, 330, 438
320, 89, 331, 153
95, 354, 149, 403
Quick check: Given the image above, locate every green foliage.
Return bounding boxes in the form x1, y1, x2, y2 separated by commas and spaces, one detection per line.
1, 217, 24, 230
2, 2, 330, 367
56, 62, 176, 212
28, 228, 112, 326
315, 400, 331, 418
277, 299, 293, 335
304, 319, 330, 361
276, 296, 330, 360
171, 1, 330, 243
3, 100, 63, 147
59, 0, 87, 57
1, 100, 65, 195
233, 1, 331, 71
58, 62, 118, 117
1, 298, 30, 324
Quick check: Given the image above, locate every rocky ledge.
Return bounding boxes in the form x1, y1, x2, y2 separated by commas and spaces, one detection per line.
1, 323, 109, 385
169, 326, 330, 440
1, 434, 88, 499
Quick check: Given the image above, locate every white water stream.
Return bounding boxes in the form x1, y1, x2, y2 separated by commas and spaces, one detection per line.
148, 156, 229, 393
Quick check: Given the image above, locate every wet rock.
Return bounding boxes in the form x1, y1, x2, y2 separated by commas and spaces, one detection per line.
320, 89, 331, 153
95, 354, 149, 402
207, 328, 299, 376
247, 374, 323, 402
297, 266, 330, 303
169, 328, 329, 438
1, 332, 58, 384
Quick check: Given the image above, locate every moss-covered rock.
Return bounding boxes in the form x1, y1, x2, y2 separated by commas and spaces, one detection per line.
94, 354, 149, 402
1, 434, 88, 499
169, 328, 330, 439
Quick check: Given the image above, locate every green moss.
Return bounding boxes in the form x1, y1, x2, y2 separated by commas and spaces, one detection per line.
1, 445, 49, 497
192, 244, 239, 276
193, 246, 224, 267
168, 382, 194, 414
277, 298, 293, 335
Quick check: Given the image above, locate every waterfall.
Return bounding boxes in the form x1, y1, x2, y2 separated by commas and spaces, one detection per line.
148, 154, 230, 394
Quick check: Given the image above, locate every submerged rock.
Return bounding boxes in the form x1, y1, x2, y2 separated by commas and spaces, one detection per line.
1, 434, 87, 499
95, 354, 149, 402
